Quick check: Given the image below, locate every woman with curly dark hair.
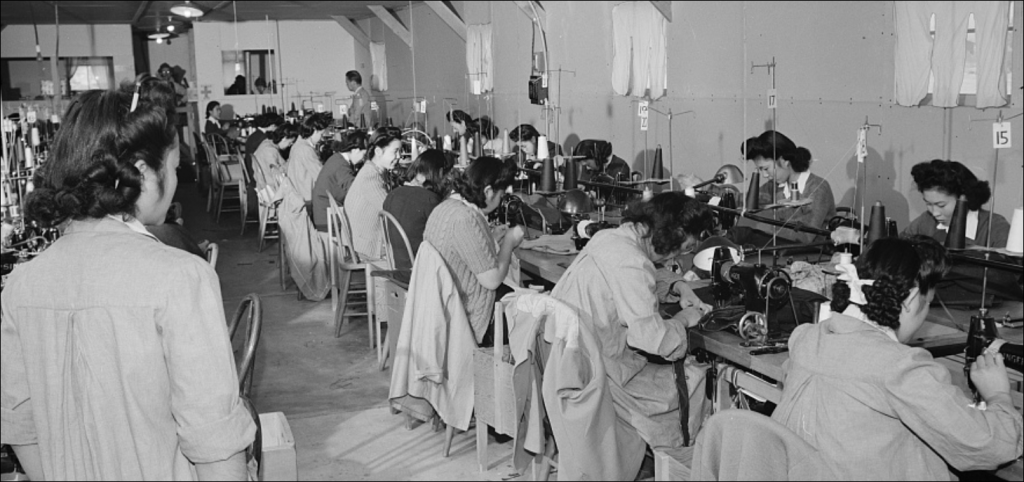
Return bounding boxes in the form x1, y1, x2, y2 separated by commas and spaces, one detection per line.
383, 149, 454, 275
423, 156, 523, 344
773, 236, 1022, 480
549, 192, 714, 466
2, 77, 255, 480
905, 159, 1010, 248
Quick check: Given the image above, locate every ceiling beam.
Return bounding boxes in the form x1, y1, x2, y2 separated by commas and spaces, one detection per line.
367, 5, 411, 47
513, 1, 546, 27
332, 15, 370, 49
424, 1, 466, 42
132, 1, 153, 25
650, 1, 672, 22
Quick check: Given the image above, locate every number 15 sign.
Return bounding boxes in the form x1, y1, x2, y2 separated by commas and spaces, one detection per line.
993, 122, 1011, 149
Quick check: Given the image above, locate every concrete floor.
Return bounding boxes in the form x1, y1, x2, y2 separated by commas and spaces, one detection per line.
177, 180, 531, 481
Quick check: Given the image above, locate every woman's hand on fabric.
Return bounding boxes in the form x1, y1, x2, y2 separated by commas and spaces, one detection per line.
971, 352, 1012, 403
673, 306, 705, 329
502, 225, 526, 249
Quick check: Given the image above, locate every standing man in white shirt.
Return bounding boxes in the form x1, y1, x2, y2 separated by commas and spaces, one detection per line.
346, 70, 371, 127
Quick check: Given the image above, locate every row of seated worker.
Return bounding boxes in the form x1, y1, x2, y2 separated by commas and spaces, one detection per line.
221, 102, 1019, 480
295, 108, 1021, 480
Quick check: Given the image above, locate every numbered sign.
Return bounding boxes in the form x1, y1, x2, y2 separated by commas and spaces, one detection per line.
420, 100, 428, 114
993, 122, 1012, 149
370, 101, 379, 112
315, 103, 325, 113
40, 80, 54, 97
767, 88, 777, 110
640, 117, 649, 131
338, 103, 349, 117
638, 101, 649, 119
472, 79, 482, 95
26, 110, 37, 124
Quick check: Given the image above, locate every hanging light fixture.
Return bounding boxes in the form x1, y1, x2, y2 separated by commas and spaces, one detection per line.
167, 25, 175, 32
170, 1, 204, 18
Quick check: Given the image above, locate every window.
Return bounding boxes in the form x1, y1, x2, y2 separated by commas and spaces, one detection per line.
222, 50, 277, 96
926, 3, 1015, 102
0, 56, 115, 100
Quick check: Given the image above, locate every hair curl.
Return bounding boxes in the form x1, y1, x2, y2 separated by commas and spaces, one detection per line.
509, 124, 540, 143
622, 192, 714, 256
741, 130, 797, 162
451, 156, 518, 209
367, 131, 403, 161
478, 117, 500, 140
446, 110, 479, 136
300, 112, 332, 139
26, 77, 177, 228
270, 123, 300, 144
830, 236, 950, 330
911, 159, 991, 211
332, 129, 368, 154
405, 149, 452, 197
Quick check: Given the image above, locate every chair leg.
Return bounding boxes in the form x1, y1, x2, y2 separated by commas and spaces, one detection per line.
258, 206, 268, 253
476, 420, 489, 473
533, 440, 557, 481
335, 269, 352, 338
329, 245, 338, 314
378, 331, 390, 372
216, 186, 225, 223
366, 267, 376, 349
279, 233, 288, 291
443, 424, 455, 458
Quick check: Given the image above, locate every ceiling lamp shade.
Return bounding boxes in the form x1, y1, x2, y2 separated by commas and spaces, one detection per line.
148, 32, 171, 40
170, 1, 204, 18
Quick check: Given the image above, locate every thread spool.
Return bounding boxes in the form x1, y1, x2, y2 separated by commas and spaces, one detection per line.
443, 135, 453, 151
839, 252, 854, 266
502, 129, 510, 156
721, 192, 738, 230
651, 145, 664, 180
359, 113, 367, 129
887, 218, 898, 238
537, 135, 550, 160
945, 196, 969, 251
1007, 207, 1024, 254
30, 127, 40, 147
564, 154, 578, 190
24, 147, 34, 169
474, 131, 482, 157
540, 157, 557, 193
410, 137, 418, 158
790, 182, 800, 201
745, 171, 761, 211
867, 201, 887, 245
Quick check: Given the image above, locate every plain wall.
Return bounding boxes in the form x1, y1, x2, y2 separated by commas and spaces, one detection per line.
354, 1, 469, 130
364, 0, 1023, 229
193, 20, 356, 121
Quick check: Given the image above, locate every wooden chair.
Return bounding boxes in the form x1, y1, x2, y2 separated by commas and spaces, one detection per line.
475, 298, 558, 480
327, 194, 370, 338
206, 242, 219, 270
227, 294, 265, 480
371, 210, 414, 371
207, 137, 244, 224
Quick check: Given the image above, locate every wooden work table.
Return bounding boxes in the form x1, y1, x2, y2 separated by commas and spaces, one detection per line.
516, 247, 1022, 480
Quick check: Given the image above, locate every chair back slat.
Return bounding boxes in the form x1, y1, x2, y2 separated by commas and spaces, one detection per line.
328, 193, 361, 265
379, 211, 415, 272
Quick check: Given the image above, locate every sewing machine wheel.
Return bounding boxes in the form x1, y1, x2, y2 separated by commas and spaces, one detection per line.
738, 312, 769, 345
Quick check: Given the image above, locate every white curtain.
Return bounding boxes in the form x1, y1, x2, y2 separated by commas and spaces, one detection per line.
611, 2, 668, 100
466, 24, 493, 94
894, 1, 1010, 108
371, 41, 388, 92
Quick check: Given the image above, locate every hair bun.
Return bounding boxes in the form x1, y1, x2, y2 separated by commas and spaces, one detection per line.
861, 274, 911, 331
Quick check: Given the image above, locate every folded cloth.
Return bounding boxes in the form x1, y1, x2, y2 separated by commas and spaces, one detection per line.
520, 231, 578, 255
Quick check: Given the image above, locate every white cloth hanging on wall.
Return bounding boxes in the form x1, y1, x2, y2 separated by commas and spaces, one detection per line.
611, 2, 668, 100
466, 24, 494, 94
894, 1, 1011, 108
371, 41, 388, 92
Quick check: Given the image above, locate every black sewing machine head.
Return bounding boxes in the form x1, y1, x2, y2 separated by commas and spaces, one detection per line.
710, 247, 812, 341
